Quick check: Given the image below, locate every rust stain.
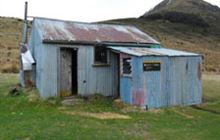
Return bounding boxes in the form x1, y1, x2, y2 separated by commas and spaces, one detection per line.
132, 90, 145, 106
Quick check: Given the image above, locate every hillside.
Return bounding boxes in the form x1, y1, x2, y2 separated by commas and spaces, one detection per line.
0, 17, 23, 72
104, 0, 220, 72
142, 0, 220, 36
0, 0, 220, 73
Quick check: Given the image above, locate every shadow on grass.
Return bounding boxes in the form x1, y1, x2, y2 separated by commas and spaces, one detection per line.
191, 105, 220, 115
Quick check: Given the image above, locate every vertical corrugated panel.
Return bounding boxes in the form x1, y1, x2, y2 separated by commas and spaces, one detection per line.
120, 55, 134, 104
169, 56, 202, 106
131, 57, 143, 105
159, 57, 170, 108
141, 56, 163, 109
77, 45, 118, 96
120, 77, 132, 104
28, 21, 45, 96
119, 55, 202, 109
120, 56, 165, 108
120, 56, 145, 106
77, 46, 87, 94
40, 44, 58, 98
30, 32, 59, 98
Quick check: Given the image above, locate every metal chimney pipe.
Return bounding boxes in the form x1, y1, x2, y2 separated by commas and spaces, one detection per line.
24, 2, 28, 21
21, 1, 28, 44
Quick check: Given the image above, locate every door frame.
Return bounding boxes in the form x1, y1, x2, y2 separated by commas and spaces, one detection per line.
59, 47, 78, 97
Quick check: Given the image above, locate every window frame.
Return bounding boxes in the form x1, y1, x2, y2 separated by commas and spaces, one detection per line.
93, 45, 110, 67
121, 57, 132, 77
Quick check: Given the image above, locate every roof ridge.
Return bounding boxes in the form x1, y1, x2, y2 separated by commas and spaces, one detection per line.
33, 16, 138, 28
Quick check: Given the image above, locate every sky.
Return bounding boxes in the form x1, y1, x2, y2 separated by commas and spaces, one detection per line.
0, 0, 219, 22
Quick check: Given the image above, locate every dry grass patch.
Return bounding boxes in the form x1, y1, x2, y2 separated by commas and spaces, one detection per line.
172, 109, 194, 119
63, 111, 131, 120
1, 63, 19, 73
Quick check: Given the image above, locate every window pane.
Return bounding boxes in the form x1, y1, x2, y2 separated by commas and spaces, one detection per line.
122, 58, 132, 75
95, 46, 108, 64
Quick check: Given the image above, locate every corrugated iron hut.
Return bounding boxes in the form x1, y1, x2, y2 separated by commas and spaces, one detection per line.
24, 17, 202, 109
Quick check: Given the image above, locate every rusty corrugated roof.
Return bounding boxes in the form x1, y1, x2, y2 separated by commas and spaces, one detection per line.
34, 17, 159, 45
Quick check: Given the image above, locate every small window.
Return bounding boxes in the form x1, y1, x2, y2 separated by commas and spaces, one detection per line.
122, 58, 132, 75
94, 45, 108, 64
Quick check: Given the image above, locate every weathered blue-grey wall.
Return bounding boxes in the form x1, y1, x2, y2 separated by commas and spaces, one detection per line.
120, 54, 202, 109
77, 46, 118, 96
26, 18, 202, 108
28, 35, 119, 98
57, 45, 119, 97
28, 21, 59, 98
168, 57, 202, 106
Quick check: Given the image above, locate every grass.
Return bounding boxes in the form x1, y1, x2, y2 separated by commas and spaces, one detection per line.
0, 73, 220, 140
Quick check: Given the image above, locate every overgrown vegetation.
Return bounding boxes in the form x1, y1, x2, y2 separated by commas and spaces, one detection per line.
0, 73, 220, 139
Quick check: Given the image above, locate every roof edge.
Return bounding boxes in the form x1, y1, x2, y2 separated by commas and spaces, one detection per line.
32, 16, 148, 30
42, 39, 160, 47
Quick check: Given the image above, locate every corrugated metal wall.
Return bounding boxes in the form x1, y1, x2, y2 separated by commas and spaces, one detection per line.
28, 19, 59, 98
29, 19, 119, 98
77, 46, 118, 96
120, 54, 202, 109
41, 44, 58, 97
55, 45, 119, 97
141, 56, 169, 108
169, 57, 202, 106
28, 21, 45, 97
29, 40, 119, 97
28, 19, 201, 104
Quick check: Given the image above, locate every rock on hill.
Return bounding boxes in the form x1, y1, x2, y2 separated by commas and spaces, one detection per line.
103, 0, 220, 72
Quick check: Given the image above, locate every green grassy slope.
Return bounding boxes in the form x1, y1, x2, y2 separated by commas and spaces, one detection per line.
0, 74, 220, 139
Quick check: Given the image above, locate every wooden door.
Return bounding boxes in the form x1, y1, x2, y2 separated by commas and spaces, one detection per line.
60, 48, 72, 97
